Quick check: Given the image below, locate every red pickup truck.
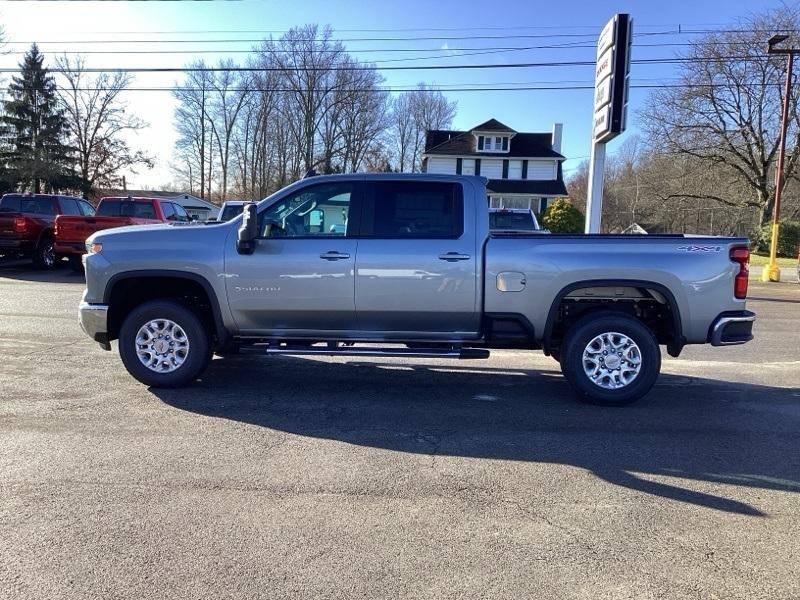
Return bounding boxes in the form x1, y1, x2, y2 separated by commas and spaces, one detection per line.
55, 196, 192, 269
0, 193, 95, 269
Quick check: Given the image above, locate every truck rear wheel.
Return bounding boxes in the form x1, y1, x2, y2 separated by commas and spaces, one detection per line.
119, 300, 211, 388
33, 237, 56, 270
560, 311, 660, 406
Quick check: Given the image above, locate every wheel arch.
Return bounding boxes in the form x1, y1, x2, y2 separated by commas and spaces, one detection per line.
543, 279, 685, 357
103, 270, 230, 348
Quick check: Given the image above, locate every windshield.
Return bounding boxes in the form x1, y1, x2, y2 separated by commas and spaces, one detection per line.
489, 212, 538, 231
220, 204, 244, 221
0, 195, 57, 215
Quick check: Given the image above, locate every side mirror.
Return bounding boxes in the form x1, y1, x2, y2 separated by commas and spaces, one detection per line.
237, 203, 258, 255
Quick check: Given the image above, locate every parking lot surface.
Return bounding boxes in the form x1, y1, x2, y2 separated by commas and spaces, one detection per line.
1, 261, 798, 599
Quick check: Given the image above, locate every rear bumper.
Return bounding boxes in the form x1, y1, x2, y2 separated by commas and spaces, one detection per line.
709, 310, 755, 346
79, 302, 111, 350
54, 241, 85, 255
0, 237, 33, 254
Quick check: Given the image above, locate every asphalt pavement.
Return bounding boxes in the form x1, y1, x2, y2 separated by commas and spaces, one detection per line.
0, 260, 798, 599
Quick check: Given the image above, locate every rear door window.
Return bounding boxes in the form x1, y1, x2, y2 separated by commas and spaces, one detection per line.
361, 181, 463, 238
78, 201, 95, 216
59, 198, 81, 216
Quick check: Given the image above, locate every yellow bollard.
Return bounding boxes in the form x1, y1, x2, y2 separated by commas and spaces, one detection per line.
760, 222, 781, 282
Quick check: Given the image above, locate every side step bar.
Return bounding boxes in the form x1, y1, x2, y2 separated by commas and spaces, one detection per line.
239, 344, 490, 360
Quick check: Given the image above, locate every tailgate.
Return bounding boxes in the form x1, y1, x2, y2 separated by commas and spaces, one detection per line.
0, 213, 18, 236
55, 216, 136, 242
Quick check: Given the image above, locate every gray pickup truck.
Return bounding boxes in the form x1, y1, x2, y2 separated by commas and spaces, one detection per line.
78, 174, 754, 405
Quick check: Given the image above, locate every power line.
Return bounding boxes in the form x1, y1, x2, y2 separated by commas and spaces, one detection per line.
8, 28, 797, 45
60, 83, 784, 93
0, 55, 775, 74
3, 40, 771, 56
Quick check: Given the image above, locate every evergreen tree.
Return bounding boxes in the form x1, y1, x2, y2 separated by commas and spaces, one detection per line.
0, 44, 73, 193
542, 198, 585, 233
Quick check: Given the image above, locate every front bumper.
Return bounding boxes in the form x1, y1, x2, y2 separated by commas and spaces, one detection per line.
709, 310, 755, 346
79, 302, 111, 350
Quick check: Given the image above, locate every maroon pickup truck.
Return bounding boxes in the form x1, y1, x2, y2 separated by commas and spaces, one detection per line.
0, 193, 95, 269
55, 196, 192, 270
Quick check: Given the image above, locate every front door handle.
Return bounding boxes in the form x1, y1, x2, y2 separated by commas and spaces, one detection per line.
438, 252, 471, 262
320, 251, 351, 260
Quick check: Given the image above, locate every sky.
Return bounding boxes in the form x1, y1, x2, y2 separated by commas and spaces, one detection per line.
0, 0, 785, 192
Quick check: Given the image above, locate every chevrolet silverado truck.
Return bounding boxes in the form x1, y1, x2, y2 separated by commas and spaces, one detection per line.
0, 193, 95, 269
78, 174, 755, 405
55, 196, 192, 270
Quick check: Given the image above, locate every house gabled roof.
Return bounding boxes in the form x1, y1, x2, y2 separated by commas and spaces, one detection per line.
424, 130, 565, 159
470, 118, 516, 133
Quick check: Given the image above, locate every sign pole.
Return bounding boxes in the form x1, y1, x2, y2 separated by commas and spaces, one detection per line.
585, 13, 632, 234
585, 141, 606, 233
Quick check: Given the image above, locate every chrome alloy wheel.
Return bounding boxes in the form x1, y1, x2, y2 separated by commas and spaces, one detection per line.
42, 241, 55, 268
582, 332, 642, 390
135, 319, 190, 373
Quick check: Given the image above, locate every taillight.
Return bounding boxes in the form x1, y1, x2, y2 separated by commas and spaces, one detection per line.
13, 216, 27, 233
730, 246, 749, 300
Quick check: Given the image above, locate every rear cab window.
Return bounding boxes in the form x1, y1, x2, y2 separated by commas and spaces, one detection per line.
0, 195, 57, 215
97, 199, 157, 218
361, 181, 463, 238
489, 211, 538, 231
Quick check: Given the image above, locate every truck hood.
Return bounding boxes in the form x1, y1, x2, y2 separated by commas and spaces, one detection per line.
87, 220, 228, 245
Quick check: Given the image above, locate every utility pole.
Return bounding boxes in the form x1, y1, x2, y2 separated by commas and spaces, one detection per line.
761, 34, 798, 283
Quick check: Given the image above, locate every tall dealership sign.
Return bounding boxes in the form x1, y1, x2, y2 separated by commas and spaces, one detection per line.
585, 14, 632, 233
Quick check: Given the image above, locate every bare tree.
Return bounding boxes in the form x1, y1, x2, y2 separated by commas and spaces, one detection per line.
56, 55, 152, 198
208, 60, 250, 200
640, 5, 800, 225
391, 83, 457, 172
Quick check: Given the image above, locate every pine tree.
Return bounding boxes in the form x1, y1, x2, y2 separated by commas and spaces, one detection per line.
0, 43, 74, 193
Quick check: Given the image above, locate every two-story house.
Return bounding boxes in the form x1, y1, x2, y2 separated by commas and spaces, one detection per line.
422, 118, 567, 214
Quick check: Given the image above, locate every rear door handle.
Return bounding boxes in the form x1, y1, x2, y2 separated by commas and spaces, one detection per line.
320, 251, 351, 260
438, 252, 471, 262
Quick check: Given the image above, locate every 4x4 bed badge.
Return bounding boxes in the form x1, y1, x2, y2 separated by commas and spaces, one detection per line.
677, 245, 722, 252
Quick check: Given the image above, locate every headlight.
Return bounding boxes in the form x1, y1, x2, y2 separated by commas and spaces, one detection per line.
86, 242, 103, 254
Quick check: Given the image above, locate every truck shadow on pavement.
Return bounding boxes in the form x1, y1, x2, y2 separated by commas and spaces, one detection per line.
155, 355, 800, 517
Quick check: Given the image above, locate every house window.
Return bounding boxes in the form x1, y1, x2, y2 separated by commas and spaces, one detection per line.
462, 159, 475, 176
508, 160, 522, 179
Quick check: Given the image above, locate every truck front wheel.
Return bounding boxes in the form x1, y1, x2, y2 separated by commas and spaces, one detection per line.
560, 311, 661, 406
119, 300, 211, 388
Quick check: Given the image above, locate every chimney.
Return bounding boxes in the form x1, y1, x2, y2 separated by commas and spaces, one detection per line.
551, 123, 563, 154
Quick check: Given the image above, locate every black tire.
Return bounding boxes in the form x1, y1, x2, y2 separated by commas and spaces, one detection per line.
68, 254, 84, 273
119, 300, 211, 388
560, 311, 660, 406
32, 237, 56, 270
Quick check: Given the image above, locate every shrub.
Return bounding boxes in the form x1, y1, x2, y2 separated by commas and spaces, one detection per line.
542, 197, 584, 233
755, 219, 800, 257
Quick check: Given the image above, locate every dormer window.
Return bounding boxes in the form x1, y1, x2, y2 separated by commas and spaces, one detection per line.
477, 134, 510, 153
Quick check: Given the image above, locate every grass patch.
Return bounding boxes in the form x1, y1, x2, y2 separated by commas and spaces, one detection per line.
750, 253, 796, 268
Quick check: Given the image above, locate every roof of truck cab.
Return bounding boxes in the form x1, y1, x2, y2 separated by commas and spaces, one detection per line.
100, 196, 167, 203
